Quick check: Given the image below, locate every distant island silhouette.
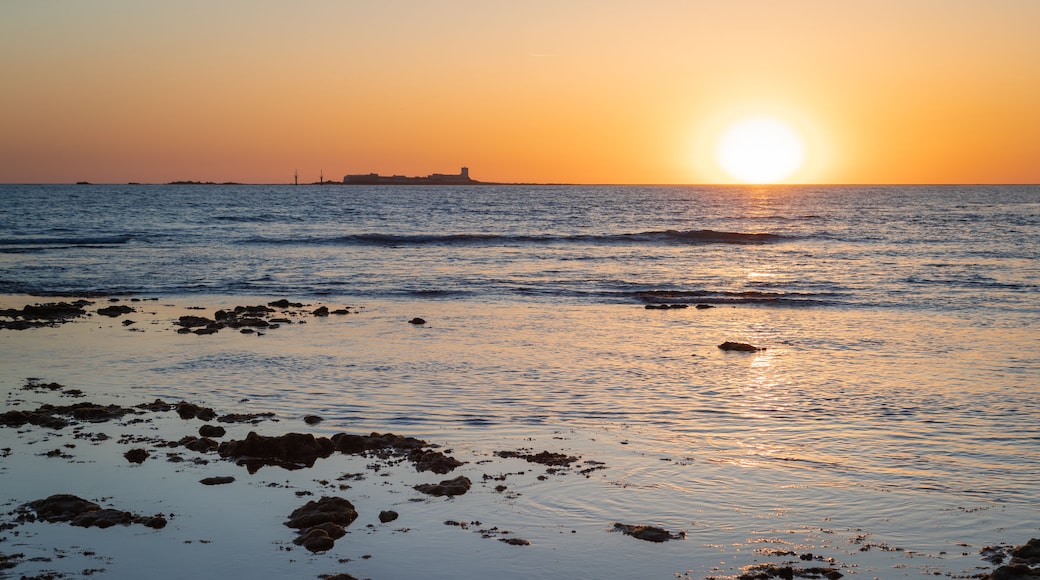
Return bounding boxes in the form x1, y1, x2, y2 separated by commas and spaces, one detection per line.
342, 167, 480, 185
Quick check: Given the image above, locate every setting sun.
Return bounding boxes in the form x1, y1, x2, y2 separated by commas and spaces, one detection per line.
716, 116, 806, 184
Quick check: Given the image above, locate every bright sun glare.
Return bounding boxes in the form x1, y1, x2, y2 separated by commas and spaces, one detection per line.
716, 116, 806, 183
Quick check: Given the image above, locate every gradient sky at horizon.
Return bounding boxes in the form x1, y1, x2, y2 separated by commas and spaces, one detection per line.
2, 1, 1038, 185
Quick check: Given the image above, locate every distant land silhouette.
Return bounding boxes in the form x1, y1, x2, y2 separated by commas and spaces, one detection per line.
70, 168, 560, 185
342, 167, 480, 185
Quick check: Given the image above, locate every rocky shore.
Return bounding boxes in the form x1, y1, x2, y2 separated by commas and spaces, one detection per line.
1, 296, 1035, 579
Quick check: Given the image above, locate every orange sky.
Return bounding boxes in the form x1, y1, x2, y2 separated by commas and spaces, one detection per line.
2, 1, 1038, 184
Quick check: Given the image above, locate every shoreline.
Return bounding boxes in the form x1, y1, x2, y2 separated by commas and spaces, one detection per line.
1, 294, 1036, 579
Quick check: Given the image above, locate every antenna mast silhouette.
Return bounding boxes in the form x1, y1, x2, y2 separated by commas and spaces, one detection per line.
293, 169, 298, 186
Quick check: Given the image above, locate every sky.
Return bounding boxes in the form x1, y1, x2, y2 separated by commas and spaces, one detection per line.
1, 0, 1038, 185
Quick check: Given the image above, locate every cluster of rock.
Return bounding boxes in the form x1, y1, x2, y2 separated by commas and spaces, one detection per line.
174, 300, 356, 336
735, 563, 843, 579
494, 449, 579, 466
982, 539, 1040, 579
215, 430, 465, 476
16, 494, 167, 530
0, 401, 136, 430
0, 300, 92, 329
285, 496, 359, 553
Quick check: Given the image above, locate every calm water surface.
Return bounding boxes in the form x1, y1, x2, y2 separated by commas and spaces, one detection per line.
1, 184, 1038, 578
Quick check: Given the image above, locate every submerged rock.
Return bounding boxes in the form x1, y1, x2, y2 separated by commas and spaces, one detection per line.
409, 449, 464, 474
199, 476, 235, 486
718, 341, 765, 352
414, 476, 472, 497
218, 431, 334, 470
612, 522, 685, 542
22, 494, 166, 530
495, 449, 579, 466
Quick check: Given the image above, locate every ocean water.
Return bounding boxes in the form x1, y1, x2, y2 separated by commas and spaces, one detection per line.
1, 184, 1039, 579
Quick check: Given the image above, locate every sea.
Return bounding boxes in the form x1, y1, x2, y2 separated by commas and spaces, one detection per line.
1, 183, 1038, 579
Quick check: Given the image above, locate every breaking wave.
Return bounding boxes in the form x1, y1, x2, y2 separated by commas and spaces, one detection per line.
242, 229, 792, 247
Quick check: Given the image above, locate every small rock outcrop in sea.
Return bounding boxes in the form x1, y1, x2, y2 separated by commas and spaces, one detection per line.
379, 510, 399, 523
495, 449, 579, 466
285, 496, 358, 553
176, 401, 217, 421
718, 341, 765, 352
96, 304, 135, 317
414, 475, 472, 497
218, 431, 335, 471
199, 424, 227, 438
0, 401, 138, 430
124, 448, 149, 464
408, 317, 426, 325
982, 538, 1040, 579
20, 494, 167, 530
735, 564, 844, 579
612, 523, 685, 542
0, 300, 93, 330
199, 476, 235, 486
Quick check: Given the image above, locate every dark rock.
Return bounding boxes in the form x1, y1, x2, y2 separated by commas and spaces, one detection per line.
499, 537, 531, 546
989, 564, 1040, 580
96, 305, 134, 317
199, 424, 226, 438
176, 401, 217, 421
181, 436, 219, 453
1013, 539, 1040, 563
70, 403, 133, 422
285, 496, 358, 530
199, 476, 235, 486
218, 431, 334, 470
23, 494, 167, 531
379, 510, 399, 523
612, 522, 685, 542
718, 341, 765, 352
696, 303, 715, 309
409, 449, 464, 474
408, 317, 426, 325
28, 494, 103, 522
176, 315, 213, 328
304, 415, 323, 425
308, 521, 347, 539
331, 433, 366, 454
298, 528, 335, 552
217, 411, 275, 424
312, 306, 330, 317
124, 448, 149, 464
496, 450, 578, 466
70, 508, 133, 529
0, 301, 92, 329
414, 476, 472, 497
